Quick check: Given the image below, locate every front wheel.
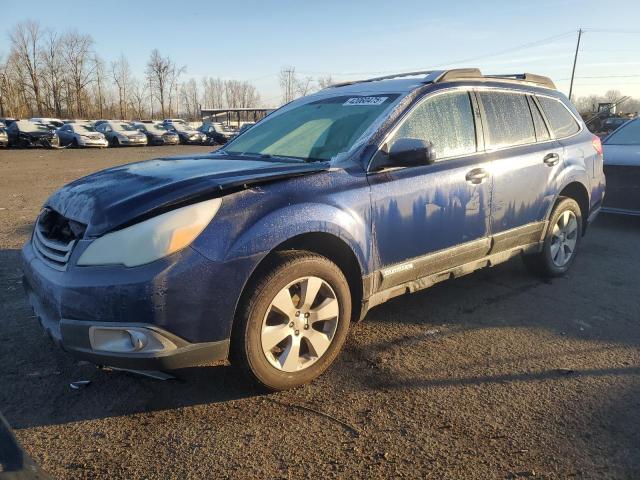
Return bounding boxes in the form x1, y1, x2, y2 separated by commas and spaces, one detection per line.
523, 197, 582, 277
231, 251, 352, 391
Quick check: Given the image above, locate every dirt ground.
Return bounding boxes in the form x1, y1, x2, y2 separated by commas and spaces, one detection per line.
0, 146, 639, 479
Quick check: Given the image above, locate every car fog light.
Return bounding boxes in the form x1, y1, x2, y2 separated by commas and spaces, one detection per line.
88, 326, 178, 354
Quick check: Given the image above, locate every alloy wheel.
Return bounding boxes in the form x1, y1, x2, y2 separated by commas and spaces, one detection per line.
550, 210, 578, 267
261, 276, 339, 372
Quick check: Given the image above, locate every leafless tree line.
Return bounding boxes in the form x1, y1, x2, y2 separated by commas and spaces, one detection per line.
278, 66, 333, 104
0, 20, 262, 121
573, 89, 640, 115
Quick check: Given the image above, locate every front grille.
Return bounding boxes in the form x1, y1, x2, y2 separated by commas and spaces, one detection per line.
32, 209, 86, 271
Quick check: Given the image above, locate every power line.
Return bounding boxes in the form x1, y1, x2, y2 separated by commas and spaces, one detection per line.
298, 30, 576, 78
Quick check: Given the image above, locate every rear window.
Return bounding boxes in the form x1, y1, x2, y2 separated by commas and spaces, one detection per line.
537, 96, 580, 138
478, 91, 536, 149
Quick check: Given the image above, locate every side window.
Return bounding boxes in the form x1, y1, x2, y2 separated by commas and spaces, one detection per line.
390, 91, 476, 160
478, 91, 536, 148
528, 97, 550, 142
537, 96, 580, 138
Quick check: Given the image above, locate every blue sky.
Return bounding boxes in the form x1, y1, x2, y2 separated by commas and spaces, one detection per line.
2, 0, 640, 106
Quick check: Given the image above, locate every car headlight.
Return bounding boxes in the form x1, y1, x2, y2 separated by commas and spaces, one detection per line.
77, 198, 222, 267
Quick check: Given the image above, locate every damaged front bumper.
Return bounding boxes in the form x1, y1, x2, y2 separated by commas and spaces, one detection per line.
21, 240, 232, 371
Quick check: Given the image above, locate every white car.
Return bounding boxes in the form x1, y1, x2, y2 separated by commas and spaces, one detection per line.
56, 122, 109, 148
95, 121, 148, 147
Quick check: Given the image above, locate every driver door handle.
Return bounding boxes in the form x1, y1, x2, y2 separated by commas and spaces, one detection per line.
543, 153, 560, 166
465, 168, 490, 185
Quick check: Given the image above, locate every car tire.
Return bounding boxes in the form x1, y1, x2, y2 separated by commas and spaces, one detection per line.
523, 197, 582, 277
110, 137, 119, 147
72, 138, 79, 148
231, 250, 352, 391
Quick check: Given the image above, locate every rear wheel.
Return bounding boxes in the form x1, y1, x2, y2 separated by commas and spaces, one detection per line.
523, 197, 582, 277
231, 251, 351, 391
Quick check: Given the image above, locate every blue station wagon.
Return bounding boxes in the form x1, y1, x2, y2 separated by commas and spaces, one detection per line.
22, 68, 606, 390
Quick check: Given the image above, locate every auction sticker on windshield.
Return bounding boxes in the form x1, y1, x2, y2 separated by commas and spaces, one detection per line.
343, 96, 388, 106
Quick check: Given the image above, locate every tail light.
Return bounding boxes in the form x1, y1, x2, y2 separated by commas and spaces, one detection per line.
592, 135, 603, 156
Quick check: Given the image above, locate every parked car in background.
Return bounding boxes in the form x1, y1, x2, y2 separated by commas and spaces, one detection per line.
94, 121, 147, 147
198, 122, 233, 144
602, 117, 640, 215
227, 122, 255, 141
56, 122, 108, 148
30, 117, 64, 129
0, 126, 7, 147
7, 120, 60, 148
132, 122, 180, 145
598, 116, 628, 137
21, 68, 605, 391
162, 118, 188, 128
164, 122, 207, 144
0, 117, 17, 127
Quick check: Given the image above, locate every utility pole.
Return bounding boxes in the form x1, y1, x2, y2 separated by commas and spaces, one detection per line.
568, 28, 583, 101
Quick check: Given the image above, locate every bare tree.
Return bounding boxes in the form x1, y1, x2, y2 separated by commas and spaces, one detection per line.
146, 49, 176, 118
63, 30, 95, 117
279, 66, 298, 104
92, 54, 106, 119
297, 76, 313, 96
317, 75, 334, 89
40, 30, 65, 117
128, 78, 147, 119
9, 20, 44, 115
202, 77, 225, 108
111, 54, 132, 118
604, 90, 622, 103
180, 78, 199, 120
169, 63, 185, 117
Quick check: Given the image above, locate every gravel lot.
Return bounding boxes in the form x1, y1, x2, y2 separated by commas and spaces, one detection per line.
0, 146, 639, 479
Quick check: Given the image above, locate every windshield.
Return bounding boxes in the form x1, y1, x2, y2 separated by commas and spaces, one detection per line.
173, 124, 194, 132
112, 122, 137, 132
17, 121, 50, 133
76, 124, 96, 133
148, 124, 169, 134
604, 119, 640, 145
224, 94, 400, 161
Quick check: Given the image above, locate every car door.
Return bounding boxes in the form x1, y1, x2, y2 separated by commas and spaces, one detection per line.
368, 89, 492, 291
477, 90, 564, 250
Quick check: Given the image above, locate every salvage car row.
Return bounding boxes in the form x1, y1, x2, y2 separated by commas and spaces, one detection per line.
0, 117, 250, 148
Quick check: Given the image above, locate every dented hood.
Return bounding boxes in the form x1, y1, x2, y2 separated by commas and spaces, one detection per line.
46, 153, 329, 236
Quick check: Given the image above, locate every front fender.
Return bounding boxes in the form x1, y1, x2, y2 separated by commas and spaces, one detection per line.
226, 202, 369, 272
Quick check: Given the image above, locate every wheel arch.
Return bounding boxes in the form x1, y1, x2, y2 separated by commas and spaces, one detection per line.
233, 232, 365, 328
557, 181, 590, 234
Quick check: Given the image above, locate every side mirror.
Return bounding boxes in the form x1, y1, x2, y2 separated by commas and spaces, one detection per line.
374, 138, 435, 170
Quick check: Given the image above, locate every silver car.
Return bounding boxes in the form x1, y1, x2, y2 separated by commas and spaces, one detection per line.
95, 121, 148, 147
56, 122, 108, 148
602, 117, 640, 215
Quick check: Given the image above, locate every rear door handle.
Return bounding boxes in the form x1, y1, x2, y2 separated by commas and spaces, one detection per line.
543, 153, 560, 166
465, 168, 490, 185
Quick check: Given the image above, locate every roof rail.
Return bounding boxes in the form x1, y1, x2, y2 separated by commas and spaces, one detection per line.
328, 68, 556, 90
483, 73, 556, 89
330, 70, 435, 88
